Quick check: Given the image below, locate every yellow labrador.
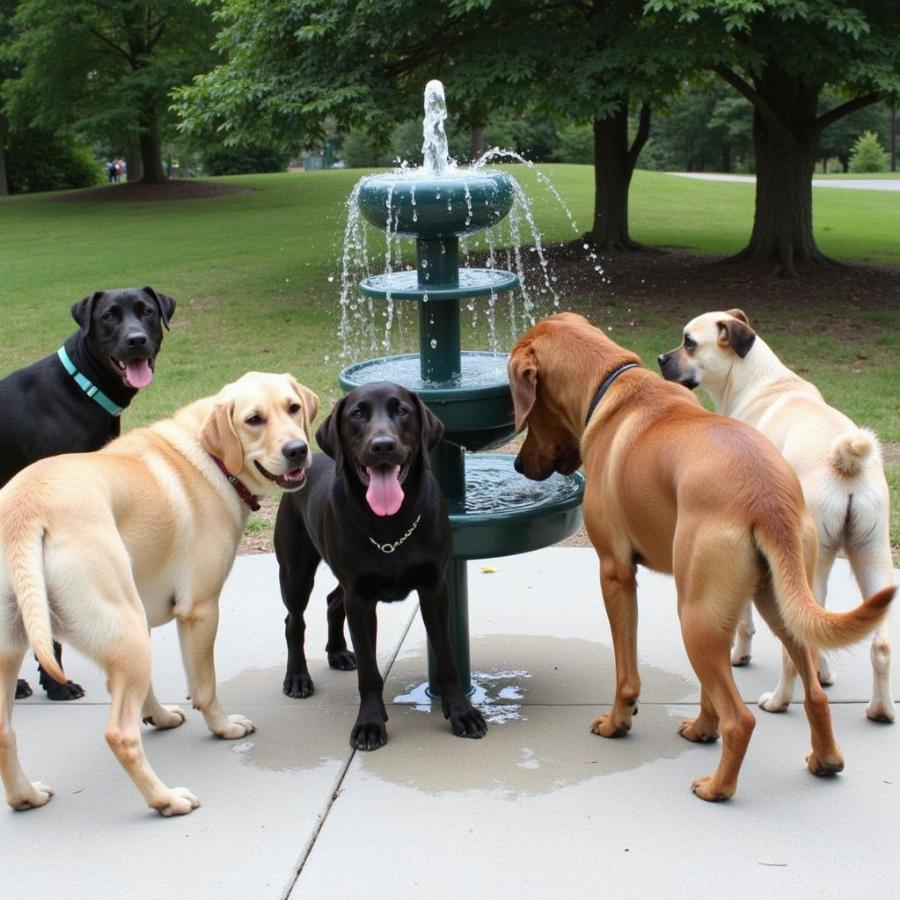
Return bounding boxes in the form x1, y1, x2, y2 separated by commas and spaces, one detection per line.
0, 372, 317, 816
659, 309, 895, 721
509, 313, 893, 801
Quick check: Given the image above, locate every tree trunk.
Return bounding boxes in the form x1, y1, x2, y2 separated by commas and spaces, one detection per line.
589, 102, 651, 251
138, 107, 167, 184
470, 125, 485, 163
125, 141, 143, 182
0, 119, 8, 196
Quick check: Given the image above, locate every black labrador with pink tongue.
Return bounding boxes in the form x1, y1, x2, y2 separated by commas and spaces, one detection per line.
0, 286, 175, 700
274, 381, 487, 750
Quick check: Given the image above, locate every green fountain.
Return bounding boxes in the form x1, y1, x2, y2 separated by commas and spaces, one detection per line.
339, 80, 584, 695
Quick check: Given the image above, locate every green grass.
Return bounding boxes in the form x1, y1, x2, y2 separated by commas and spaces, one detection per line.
1, 165, 898, 548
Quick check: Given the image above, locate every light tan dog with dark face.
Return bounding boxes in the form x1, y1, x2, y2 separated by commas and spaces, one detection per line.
659, 309, 895, 722
0, 372, 317, 816
509, 312, 893, 801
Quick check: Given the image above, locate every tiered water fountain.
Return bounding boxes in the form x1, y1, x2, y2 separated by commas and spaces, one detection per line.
339, 81, 584, 695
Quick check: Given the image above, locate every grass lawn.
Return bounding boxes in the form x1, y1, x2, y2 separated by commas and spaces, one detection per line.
1, 165, 898, 549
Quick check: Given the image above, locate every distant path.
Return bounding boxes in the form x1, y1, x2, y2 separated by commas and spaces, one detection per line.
669, 172, 900, 191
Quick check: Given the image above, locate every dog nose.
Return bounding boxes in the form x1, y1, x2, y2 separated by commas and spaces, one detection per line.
657, 353, 667, 369
513, 455, 523, 474
282, 440, 308, 464
369, 435, 396, 455
125, 332, 148, 348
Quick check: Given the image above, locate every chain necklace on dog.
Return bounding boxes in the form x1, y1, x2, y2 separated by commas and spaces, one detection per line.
369, 514, 421, 554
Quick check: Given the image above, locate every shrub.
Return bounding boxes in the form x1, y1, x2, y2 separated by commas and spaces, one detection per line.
848, 130, 889, 173
201, 144, 289, 176
5, 127, 103, 194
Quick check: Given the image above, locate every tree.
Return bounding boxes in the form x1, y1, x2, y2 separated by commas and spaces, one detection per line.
0, 0, 20, 195
647, 0, 900, 275
848, 130, 890, 172
175, 0, 691, 251
3, 0, 218, 184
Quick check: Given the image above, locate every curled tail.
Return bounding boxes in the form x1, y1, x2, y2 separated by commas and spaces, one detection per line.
829, 427, 878, 477
2, 512, 66, 684
755, 520, 894, 649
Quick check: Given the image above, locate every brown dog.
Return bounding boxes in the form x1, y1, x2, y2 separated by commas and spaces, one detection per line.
508, 312, 893, 801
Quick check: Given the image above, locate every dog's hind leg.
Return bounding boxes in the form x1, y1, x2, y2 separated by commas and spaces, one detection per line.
753, 582, 844, 777
141, 681, 187, 730
103, 625, 200, 816
591, 558, 641, 738
846, 541, 895, 723
325, 586, 356, 671
731, 602, 755, 666
1, 648, 54, 810
176, 605, 255, 739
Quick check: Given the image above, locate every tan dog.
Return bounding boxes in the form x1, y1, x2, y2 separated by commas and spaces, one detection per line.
509, 312, 893, 801
0, 372, 318, 816
659, 309, 895, 722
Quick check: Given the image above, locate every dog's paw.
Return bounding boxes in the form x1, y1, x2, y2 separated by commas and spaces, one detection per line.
591, 714, 630, 738
866, 699, 896, 723
806, 751, 844, 777
215, 714, 256, 739
327, 649, 357, 671
45, 680, 85, 702
283, 673, 315, 699
154, 787, 201, 817
691, 775, 733, 802
730, 651, 752, 667
143, 705, 187, 730
450, 706, 487, 739
758, 691, 790, 713
678, 717, 719, 743
15, 679, 33, 699
350, 720, 388, 751
10, 781, 54, 811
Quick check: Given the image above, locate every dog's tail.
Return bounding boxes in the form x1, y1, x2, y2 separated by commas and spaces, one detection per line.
755, 520, 894, 649
1, 505, 66, 684
829, 427, 879, 477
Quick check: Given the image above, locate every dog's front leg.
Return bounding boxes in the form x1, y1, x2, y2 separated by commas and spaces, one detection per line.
344, 593, 388, 750
418, 581, 486, 739
592, 560, 641, 738
176, 606, 255, 740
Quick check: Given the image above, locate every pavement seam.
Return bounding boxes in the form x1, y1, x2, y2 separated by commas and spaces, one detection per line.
282, 600, 421, 899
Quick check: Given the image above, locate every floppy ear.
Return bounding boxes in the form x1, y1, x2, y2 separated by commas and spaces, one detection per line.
200, 400, 243, 475
716, 317, 756, 359
285, 374, 319, 429
412, 394, 444, 468
508, 345, 538, 434
71, 291, 104, 337
141, 286, 176, 329
316, 396, 347, 472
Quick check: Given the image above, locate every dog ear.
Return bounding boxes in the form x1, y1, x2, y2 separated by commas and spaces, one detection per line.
508, 346, 538, 433
71, 291, 104, 337
141, 286, 176, 329
316, 396, 347, 472
285, 374, 319, 429
200, 400, 244, 475
725, 308, 750, 327
716, 317, 756, 359
412, 394, 444, 467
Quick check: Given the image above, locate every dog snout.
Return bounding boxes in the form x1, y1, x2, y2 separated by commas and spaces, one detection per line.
657, 352, 668, 369
514, 454, 524, 474
125, 331, 149, 348
282, 440, 309, 465
368, 435, 397, 455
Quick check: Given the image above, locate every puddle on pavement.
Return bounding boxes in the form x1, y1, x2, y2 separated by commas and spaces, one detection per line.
214, 635, 704, 795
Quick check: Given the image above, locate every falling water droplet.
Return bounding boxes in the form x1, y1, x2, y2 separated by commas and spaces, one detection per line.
430, 339, 437, 349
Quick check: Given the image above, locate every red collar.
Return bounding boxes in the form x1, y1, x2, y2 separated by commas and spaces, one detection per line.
210, 456, 260, 511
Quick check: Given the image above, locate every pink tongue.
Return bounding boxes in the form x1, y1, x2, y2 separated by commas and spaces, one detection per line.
366, 466, 404, 517
124, 359, 153, 389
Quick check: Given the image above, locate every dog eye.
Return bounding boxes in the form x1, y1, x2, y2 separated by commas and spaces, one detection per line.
350, 408, 365, 419
140, 306, 154, 318
101, 311, 115, 322
288, 403, 301, 415
245, 414, 264, 426
683, 336, 696, 351
395, 405, 409, 418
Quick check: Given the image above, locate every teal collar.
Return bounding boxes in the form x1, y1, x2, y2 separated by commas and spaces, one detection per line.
57, 346, 124, 416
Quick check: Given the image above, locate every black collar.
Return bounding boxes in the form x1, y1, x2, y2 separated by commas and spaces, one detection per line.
585, 363, 639, 426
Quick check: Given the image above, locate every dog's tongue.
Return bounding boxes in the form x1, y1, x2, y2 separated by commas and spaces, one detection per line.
366, 465, 404, 517
124, 359, 153, 389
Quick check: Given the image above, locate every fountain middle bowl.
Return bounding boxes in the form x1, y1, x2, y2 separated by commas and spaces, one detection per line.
357, 171, 515, 239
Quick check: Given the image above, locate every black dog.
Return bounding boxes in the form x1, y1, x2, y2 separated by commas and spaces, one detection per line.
0, 286, 175, 699
274, 382, 487, 750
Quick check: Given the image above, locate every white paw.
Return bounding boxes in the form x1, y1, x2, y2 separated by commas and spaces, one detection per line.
759, 691, 790, 713
11, 781, 54, 811
216, 714, 256, 739
143, 705, 187, 730
866, 699, 896, 723
155, 786, 201, 817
